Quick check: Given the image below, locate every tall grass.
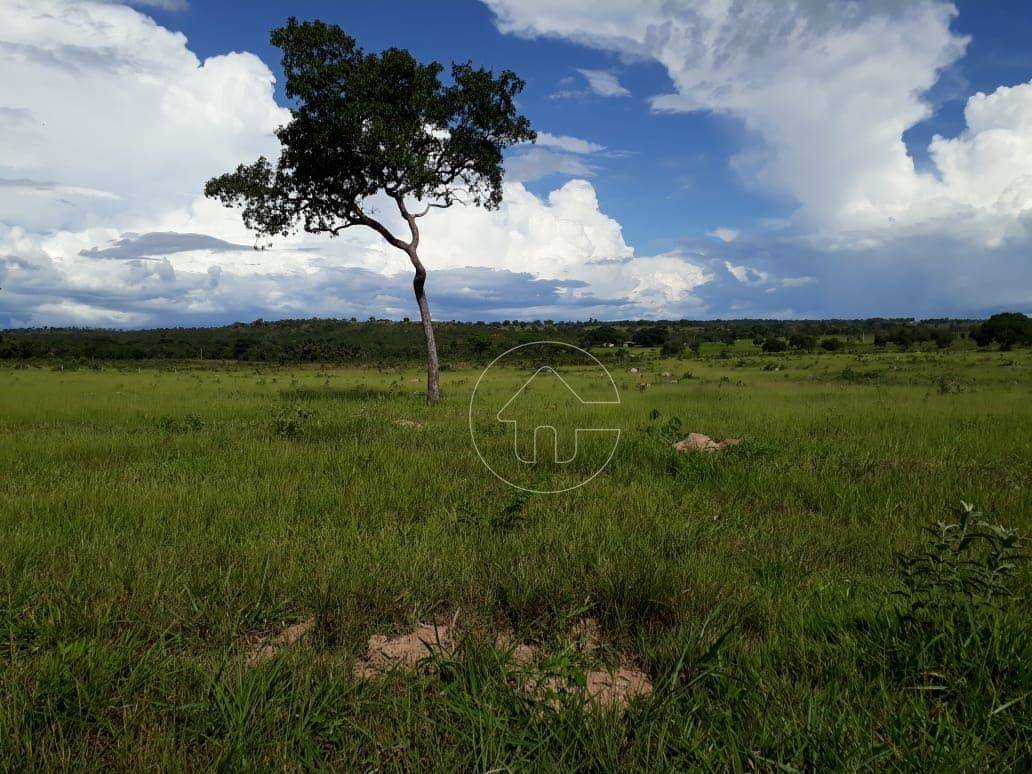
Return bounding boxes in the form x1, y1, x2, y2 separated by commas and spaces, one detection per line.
0, 349, 1028, 768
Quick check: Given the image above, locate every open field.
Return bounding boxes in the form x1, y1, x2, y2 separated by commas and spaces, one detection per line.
1, 347, 1029, 769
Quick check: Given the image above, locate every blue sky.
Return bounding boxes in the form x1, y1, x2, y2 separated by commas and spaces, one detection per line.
0, 0, 1030, 326
132, 0, 1032, 253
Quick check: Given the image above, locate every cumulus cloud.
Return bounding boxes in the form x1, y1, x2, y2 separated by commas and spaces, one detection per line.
9, 0, 1024, 327
485, 0, 1032, 314
0, 0, 288, 232
0, 0, 719, 326
486, 0, 968, 231
0, 172, 714, 326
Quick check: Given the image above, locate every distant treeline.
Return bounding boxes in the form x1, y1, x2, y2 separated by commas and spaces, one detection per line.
0, 313, 1028, 365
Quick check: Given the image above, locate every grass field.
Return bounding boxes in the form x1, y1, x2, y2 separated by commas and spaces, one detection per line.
0, 347, 1029, 770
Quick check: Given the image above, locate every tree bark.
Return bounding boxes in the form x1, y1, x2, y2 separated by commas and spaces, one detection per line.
409, 247, 440, 403
377, 195, 440, 404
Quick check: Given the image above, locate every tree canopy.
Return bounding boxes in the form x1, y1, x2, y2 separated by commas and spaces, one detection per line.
203, 17, 535, 244
972, 312, 1032, 350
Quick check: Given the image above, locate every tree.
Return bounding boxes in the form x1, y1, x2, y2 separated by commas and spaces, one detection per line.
660, 336, 685, 357
789, 333, 816, 350
821, 337, 843, 351
931, 328, 955, 349
632, 325, 668, 347
762, 337, 787, 353
971, 312, 1032, 350
583, 325, 622, 348
204, 18, 534, 402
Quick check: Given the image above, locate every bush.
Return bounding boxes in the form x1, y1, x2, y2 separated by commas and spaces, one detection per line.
156, 414, 205, 433
821, 337, 843, 351
761, 338, 787, 353
870, 501, 1030, 759
271, 405, 316, 438
895, 501, 1025, 623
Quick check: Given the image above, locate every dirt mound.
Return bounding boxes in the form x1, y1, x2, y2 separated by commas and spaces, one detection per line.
354, 623, 453, 678
245, 617, 316, 667
502, 618, 652, 710
585, 665, 653, 707
673, 432, 741, 453
250, 616, 653, 710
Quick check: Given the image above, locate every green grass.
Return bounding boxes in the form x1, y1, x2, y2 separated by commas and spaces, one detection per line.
0, 348, 1029, 770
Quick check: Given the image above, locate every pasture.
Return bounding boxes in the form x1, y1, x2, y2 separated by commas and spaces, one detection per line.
0, 347, 1028, 769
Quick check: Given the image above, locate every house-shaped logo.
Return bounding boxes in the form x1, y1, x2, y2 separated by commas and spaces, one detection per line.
495, 366, 621, 465
469, 340, 622, 494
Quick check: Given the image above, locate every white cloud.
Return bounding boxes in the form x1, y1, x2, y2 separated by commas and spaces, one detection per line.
707, 227, 739, 243
927, 80, 1032, 240
535, 131, 605, 154
0, 0, 720, 326
486, 0, 969, 232
0, 0, 288, 231
723, 260, 769, 285
122, 0, 188, 10
576, 68, 630, 98
9, 0, 1024, 326
549, 68, 631, 100
484, 0, 1032, 314
505, 131, 607, 182
780, 276, 818, 288
505, 147, 595, 182
485, 0, 1031, 237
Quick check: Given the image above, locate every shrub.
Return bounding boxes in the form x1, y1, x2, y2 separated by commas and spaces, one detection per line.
895, 501, 1025, 623
271, 405, 316, 438
156, 414, 205, 433
870, 502, 1030, 756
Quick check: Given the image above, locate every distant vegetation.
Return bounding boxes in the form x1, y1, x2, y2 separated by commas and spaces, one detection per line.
1, 313, 1026, 365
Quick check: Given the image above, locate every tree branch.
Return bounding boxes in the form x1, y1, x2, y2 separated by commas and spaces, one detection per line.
391, 194, 420, 253
355, 210, 410, 252
412, 201, 451, 218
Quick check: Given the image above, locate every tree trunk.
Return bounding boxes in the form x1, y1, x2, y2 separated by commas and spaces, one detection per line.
410, 249, 440, 403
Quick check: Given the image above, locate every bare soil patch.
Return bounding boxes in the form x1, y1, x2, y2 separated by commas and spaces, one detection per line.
499, 618, 652, 709
247, 616, 652, 710
353, 623, 453, 678
673, 432, 741, 453
245, 617, 316, 668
